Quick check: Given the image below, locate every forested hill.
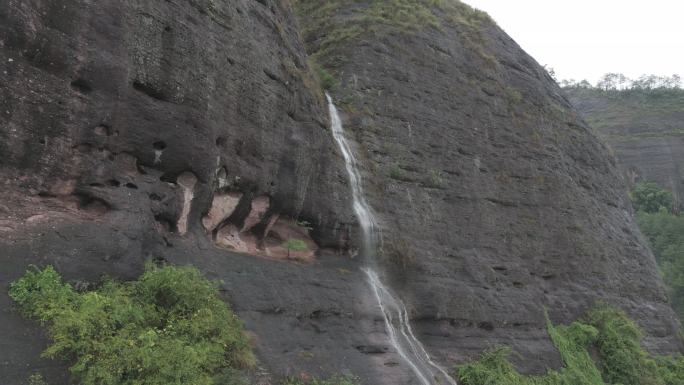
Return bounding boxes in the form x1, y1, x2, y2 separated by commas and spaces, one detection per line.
564, 78, 684, 205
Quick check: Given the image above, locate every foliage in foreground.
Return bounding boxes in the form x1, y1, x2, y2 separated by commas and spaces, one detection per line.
10, 264, 254, 385
458, 306, 684, 385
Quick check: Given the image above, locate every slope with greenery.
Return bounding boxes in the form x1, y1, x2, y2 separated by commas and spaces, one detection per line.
9, 264, 255, 385
457, 306, 684, 385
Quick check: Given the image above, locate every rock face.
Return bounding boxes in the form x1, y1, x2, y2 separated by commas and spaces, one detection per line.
296, 0, 682, 374
0, 0, 356, 383
0, 0, 681, 384
565, 88, 684, 205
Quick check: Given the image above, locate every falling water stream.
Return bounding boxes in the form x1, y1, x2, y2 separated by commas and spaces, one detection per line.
327, 94, 458, 385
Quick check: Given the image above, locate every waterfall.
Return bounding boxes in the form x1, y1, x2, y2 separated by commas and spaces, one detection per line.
326, 94, 458, 385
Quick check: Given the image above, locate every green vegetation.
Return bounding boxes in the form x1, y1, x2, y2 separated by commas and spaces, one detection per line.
423, 169, 446, 189
457, 306, 684, 385
309, 59, 338, 91
626, 182, 684, 320
28, 374, 48, 385
295, 0, 492, 59
284, 238, 309, 253
562, 78, 684, 140
9, 265, 254, 385
631, 182, 675, 213
389, 164, 412, 182
637, 212, 684, 320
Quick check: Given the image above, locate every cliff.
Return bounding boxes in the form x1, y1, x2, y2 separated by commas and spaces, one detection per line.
0, 1, 681, 384
565, 87, 684, 205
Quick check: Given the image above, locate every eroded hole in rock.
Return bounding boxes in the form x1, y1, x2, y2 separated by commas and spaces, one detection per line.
132, 80, 167, 101
107, 179, 121, 187
215, 136, 227, 148
160, 173, 177, 184
153, 141, 167, 150
75, 143, 94, 153
70, 78, 92, 94
75, 193, 110, 215
356, 345, 389, 355
478, 321, 495, 331
124, 183, 138, 189
93, 125, 111, 136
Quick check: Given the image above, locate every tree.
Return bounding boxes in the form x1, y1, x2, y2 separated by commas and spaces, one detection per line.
543, 65, 557, 82
630, 182, 674, 213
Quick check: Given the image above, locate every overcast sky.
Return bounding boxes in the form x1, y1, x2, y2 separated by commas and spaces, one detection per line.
463, 0, 684, 84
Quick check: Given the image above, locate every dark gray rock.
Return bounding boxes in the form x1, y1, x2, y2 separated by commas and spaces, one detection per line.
296, 0, 683, 375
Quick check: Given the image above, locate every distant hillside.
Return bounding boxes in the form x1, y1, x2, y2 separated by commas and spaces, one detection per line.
565, 87, 684, 206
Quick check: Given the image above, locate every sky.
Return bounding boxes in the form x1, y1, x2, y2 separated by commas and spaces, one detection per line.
463, 0, 684, 85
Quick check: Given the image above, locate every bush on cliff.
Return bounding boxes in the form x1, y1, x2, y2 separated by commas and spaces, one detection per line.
9, 264, 254, 385
457, 305, 684, 385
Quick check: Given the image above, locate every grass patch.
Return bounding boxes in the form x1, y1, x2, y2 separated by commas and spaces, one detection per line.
295, 0, 493, 59
458, 306, 684, 385
9, 264, 254, 385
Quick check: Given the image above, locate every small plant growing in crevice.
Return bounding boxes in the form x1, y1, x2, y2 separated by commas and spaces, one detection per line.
283, 238, 309, 258
389, 164, 412, 182
28, 374, 48, 385
423, 169, 446, 189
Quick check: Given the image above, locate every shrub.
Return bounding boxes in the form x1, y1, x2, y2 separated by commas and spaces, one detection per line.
457, 306, 684, 385
630, 182, 674, 213
389, 164, 412, 182
583, 305, 662, 385
317, 67, 338, 90
9, 264, 254, 385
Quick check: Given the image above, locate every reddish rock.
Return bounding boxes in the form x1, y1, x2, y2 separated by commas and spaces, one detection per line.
242, 195, 270, 232
176, 172, 197, 236
202, 192, 243, 232
216, 224, 258, 254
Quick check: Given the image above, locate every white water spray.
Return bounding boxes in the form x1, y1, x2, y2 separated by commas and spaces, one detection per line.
327, 94, 457, 385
